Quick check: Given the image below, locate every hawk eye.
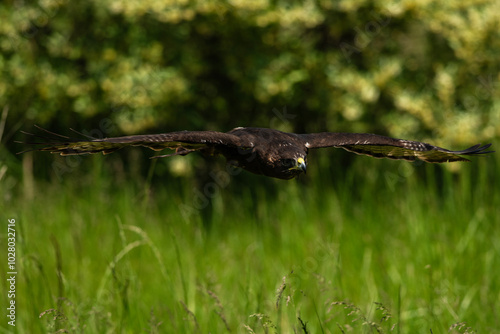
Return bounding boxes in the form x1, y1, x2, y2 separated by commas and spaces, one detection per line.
281, 159, 295, 167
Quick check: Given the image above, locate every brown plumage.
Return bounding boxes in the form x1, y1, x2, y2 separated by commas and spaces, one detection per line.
19, 126, 493, 180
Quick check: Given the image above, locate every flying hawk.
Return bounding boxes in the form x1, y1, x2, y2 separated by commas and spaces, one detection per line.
19, 126, 493, 180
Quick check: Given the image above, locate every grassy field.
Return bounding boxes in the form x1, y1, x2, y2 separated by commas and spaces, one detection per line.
1, 147, 499, 333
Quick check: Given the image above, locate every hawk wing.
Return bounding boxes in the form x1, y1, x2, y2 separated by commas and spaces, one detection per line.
18, 126, 244, 157
300, 132, 493, 163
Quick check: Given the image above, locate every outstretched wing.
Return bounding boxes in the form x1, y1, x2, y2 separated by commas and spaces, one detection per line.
300, 132, 493, 163
18, 126, 243, 157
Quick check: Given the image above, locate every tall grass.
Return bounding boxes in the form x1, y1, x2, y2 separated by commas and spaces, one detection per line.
1, 147, 499, 333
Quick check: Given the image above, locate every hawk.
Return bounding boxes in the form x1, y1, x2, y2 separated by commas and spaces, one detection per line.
19, 126, 493, 180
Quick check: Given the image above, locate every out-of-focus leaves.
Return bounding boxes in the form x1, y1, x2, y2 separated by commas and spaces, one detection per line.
1, 0, 498, 149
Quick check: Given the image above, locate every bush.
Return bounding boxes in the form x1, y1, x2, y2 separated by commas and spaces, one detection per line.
2, 0, 498, 170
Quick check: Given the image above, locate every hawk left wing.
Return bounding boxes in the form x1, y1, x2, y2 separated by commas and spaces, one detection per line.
300, 132, 493, 163
18, 125, 245, 157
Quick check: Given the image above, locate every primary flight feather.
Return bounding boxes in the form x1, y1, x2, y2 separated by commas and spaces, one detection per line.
19, 126, 493, 180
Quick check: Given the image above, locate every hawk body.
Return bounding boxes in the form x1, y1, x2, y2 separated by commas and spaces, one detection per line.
20, 126, 493, 180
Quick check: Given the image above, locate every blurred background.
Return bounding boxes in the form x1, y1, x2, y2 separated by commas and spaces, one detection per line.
1, 0, 499, 187
1, 1, 499, 332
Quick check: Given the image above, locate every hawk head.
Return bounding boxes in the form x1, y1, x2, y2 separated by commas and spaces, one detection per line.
275, 155, 307, 179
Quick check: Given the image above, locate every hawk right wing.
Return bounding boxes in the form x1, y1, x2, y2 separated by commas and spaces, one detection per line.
300, 132, 493, 163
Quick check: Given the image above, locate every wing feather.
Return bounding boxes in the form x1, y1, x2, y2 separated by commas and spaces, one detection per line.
17, 126, 243, 157
300, 132, 493, 163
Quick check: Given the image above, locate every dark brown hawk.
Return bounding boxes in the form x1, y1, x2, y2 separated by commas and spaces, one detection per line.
19, 126, 493, 180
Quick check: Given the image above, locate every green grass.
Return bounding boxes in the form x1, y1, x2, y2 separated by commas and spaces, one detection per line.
1, 148, 499, 333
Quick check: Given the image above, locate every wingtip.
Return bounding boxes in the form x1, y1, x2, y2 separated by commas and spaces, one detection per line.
472, 143, 494, 155
456, 143, 494, 156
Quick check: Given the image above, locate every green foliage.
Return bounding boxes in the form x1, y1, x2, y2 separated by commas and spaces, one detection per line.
1, 0, 499, 145
1, 1, 499, 333
1, 146, 499, 332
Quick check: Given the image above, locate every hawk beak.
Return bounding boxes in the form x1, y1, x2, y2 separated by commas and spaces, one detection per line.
297, 157, 306, 174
